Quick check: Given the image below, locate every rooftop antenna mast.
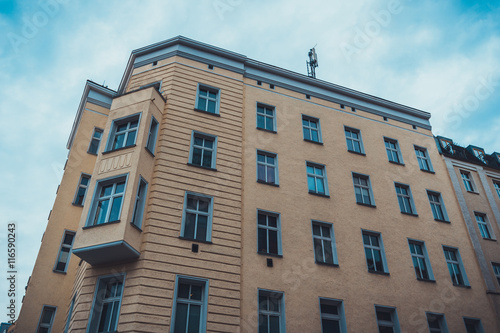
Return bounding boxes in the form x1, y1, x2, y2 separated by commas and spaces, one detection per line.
307, 45, 318, 78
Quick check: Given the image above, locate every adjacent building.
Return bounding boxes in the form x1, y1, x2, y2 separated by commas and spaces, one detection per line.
11, 36, 499, 332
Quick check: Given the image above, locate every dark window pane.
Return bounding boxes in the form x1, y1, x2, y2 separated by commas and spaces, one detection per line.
109, 196, 123, 221
379, 326, 394, 333
269, 315, 280, 332
196, 216, 207, 241
258, 214, 266, 225
184, 214, 196, 239
125, 130, 137, 146
188, 304, 201, 333
202, 150, 212, 167
377, 310, 392, 321
267, 216, 277, 228
322, 318, 341, 333
178, 283, 190, 299
258, 228, 267, 252
265, 116, 273, 130
258, 314, 268, 333
174, 303, 188, 333
320, 303, 338, 315
268, 230, 278, 254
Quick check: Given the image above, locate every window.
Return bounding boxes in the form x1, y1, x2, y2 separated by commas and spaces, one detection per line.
73, 174, 91, 206
106, 114, 140, 151
384, 138, 403, 164
181, 193, 213, 242
440, 139, 454, 153
87, 175, 127, 226
146, 116, 159, 154
362, 231, 388, 273
312, 221, 337, 265
302, 115, 322, 143
395, 183, 416, 215
352, 173, 375, 206
171, 276, 208, 333
408, 240, 434, 281
460, 171, 475, 192
494, 181, 500, 199
492, 263, 500, 286
375, 306, 400, 333
443, 247, 469, 286
37, 306, 56, 333
64, 296, 75, 333
189, 131, 217, 169
131, 177, 148, 229
427, 191, 448, 221
257, 104, 276, 132
472, 148, 485, 162
306, 162, 329, 196
414, 146, 433, 172
426, 313, 449, 333
88, 274, 125, 333
196, 84, 219, 114
258, 290, 285, 333
88, 128, 103, 154
257, 210, 281, 256
474, 213, 492, 239
257, 150, 278, 185
463, 318, 484, 333
344, 127, 364, 154
54, 231, 75, 273
320, 298, 346, 333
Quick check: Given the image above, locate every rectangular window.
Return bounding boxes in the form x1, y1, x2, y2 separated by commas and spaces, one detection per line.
352, 173, 375, 206
258, 290, 285, 333
106, 114, 140, 151
494, 181, 500, 199
257, 104, 276, 132
146, 116, 159, 154
37, 306, 56, 333
362, 231, 388, 273
344, 127, 364, 154
73, 174, 91, 206
461, 171, 475, 192
196, 84, 220, 114
306, 162, 329, 196
320, 298, 346, 333
171, 276, 208, 333
257, 210, 281, 256
443, 247, 469, 286
88, 128, 103, 154
395, 183, 416, 215
375, 306, 400, 333
440, 139, 454, 153
426, 313, 449, 333
464, 318, 484, 333
87, 175, 127, 226
312, 221, 337, 265
414, 146, 433, 172
257, 150, 278, 185
474, 213, 492, 239
492, 263, 500, 287
54, 231, 75, 273
427, 191, 448, 221
131, 177, 148, 229
408, 240, 434, 281
302, 115, 322, 143
189, 131, 217, 169
182, 192, 213, 242
384, 138, 403, 164
88, 274, 125, 333
472, 148, 485, 162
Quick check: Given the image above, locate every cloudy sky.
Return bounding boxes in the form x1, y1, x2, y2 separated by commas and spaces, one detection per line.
0, 0, 499, 322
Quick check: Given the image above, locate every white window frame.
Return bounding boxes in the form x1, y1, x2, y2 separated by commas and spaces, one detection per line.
87, 274, 125, 333
344, 126, 364, 154
105, 113, 141, 152
87, 127, 103, 154
257, 209, 282, 256
37, 305, 57, 333
53, 230, 76, 273
311, 221, 338, 265
256, 103, 276, 132
375, 305, 401, 333
474, 212, 493, 240
131, 177, 148, 229
426, 312, 449, 333
414, 146, 434, 172
408, 239, 434, 281
86, 174, 128, 227
427, 191, 449, 222
319, 298, 347, 333
195, 83, 220, 115
170, 275, 209, 333
258, 289, 286, 333
145, 116, 159, 154
395, 183, 417, 215
188, 131, 218, 169
302, 114, 322, 143
460, 171, 476, 192
306, 161, 329, 196
257, 150, 279, 185
491, 262, 500, 287
362, 230, 389, 274
443, 246, 469, 287
463, 317, 485, 333
352, 173, 375, 206
384, 137, 404, 164
73, 173, 91, 206
181, 192, 214, 243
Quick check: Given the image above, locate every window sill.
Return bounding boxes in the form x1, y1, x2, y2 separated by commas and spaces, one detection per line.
187, 162, 217, 171
256, 127, 277, 134
356, 202, 376, 208
130, 222, 143, 232
315, 261, 339, 267
347, 150, 366, 156
368, 270, 390, 276
486, 290, 500, 295
401, 212, 419, 217
72, 203, 84, 207
416, 277, 436, 283
102, 144, 136, 155
257, 179, 279, 187
308, 191, 330, 198
452, 284, 471, 289
466, 190, 480, 195
52, 270, 67, 275
303, 138, 323, 145
179, 236, 212, 244
82, 220, 120, 230
87, 151, 98, 156
145, 146, 155, 157
483, 237, 497, 242
194, 108, 220, 117
257, 251, 282, 258
388, 160, 405, 166
419, 169, 435, 174
434, 218, 450, 224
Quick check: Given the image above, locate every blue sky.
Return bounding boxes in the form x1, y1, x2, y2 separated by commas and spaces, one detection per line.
0, 0, 499, 322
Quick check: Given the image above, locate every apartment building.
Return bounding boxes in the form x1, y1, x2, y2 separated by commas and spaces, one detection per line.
12, 36, 499, 332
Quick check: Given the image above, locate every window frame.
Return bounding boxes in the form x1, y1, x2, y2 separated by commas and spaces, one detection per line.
145, 116, 159, 155
256, 149, 279, 185
105, 113, 141, 152
491, 262, 500, 287
64, 295, 76, 333
131, 177, 148, 230
170, 275, 209, 333
53, 230, 76, 273
257, 209, 282, 256
302, 114, 322, 143
460, 170, 476, 192
256, 102, 277, 132
375, 305, 401, 333
442, 246, 469, 287
87, 127, 104, 155
344, 126, 365, 154
472, 148, 486, 163
37, 305, 57, 333
494, 180, 500, 199
384, 137, 404, 165
87, 273, 125, 333
426, 190, 449, 222
306, 161, 330, 197
474, 212, 494, 240
188, 131, 218, 170
181, 192, 214, 243
195, 83, 220, 115
352, 173, 376, 207
73, 173, 91, 206
408, 239, 435, 281
362, 230, 389, 274
319, 297, 347, 333
463, 317, 485, 333
311, 221, 338, 266
426, 312, 449, 333
258, 289, 286, 333
395, 183, 417, 215
414, 145, 434, 172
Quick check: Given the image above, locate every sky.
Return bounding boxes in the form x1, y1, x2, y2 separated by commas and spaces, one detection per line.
0, 0, 499, 323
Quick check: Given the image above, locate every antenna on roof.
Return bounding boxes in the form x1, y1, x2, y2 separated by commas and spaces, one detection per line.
307, 45, 318, 78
